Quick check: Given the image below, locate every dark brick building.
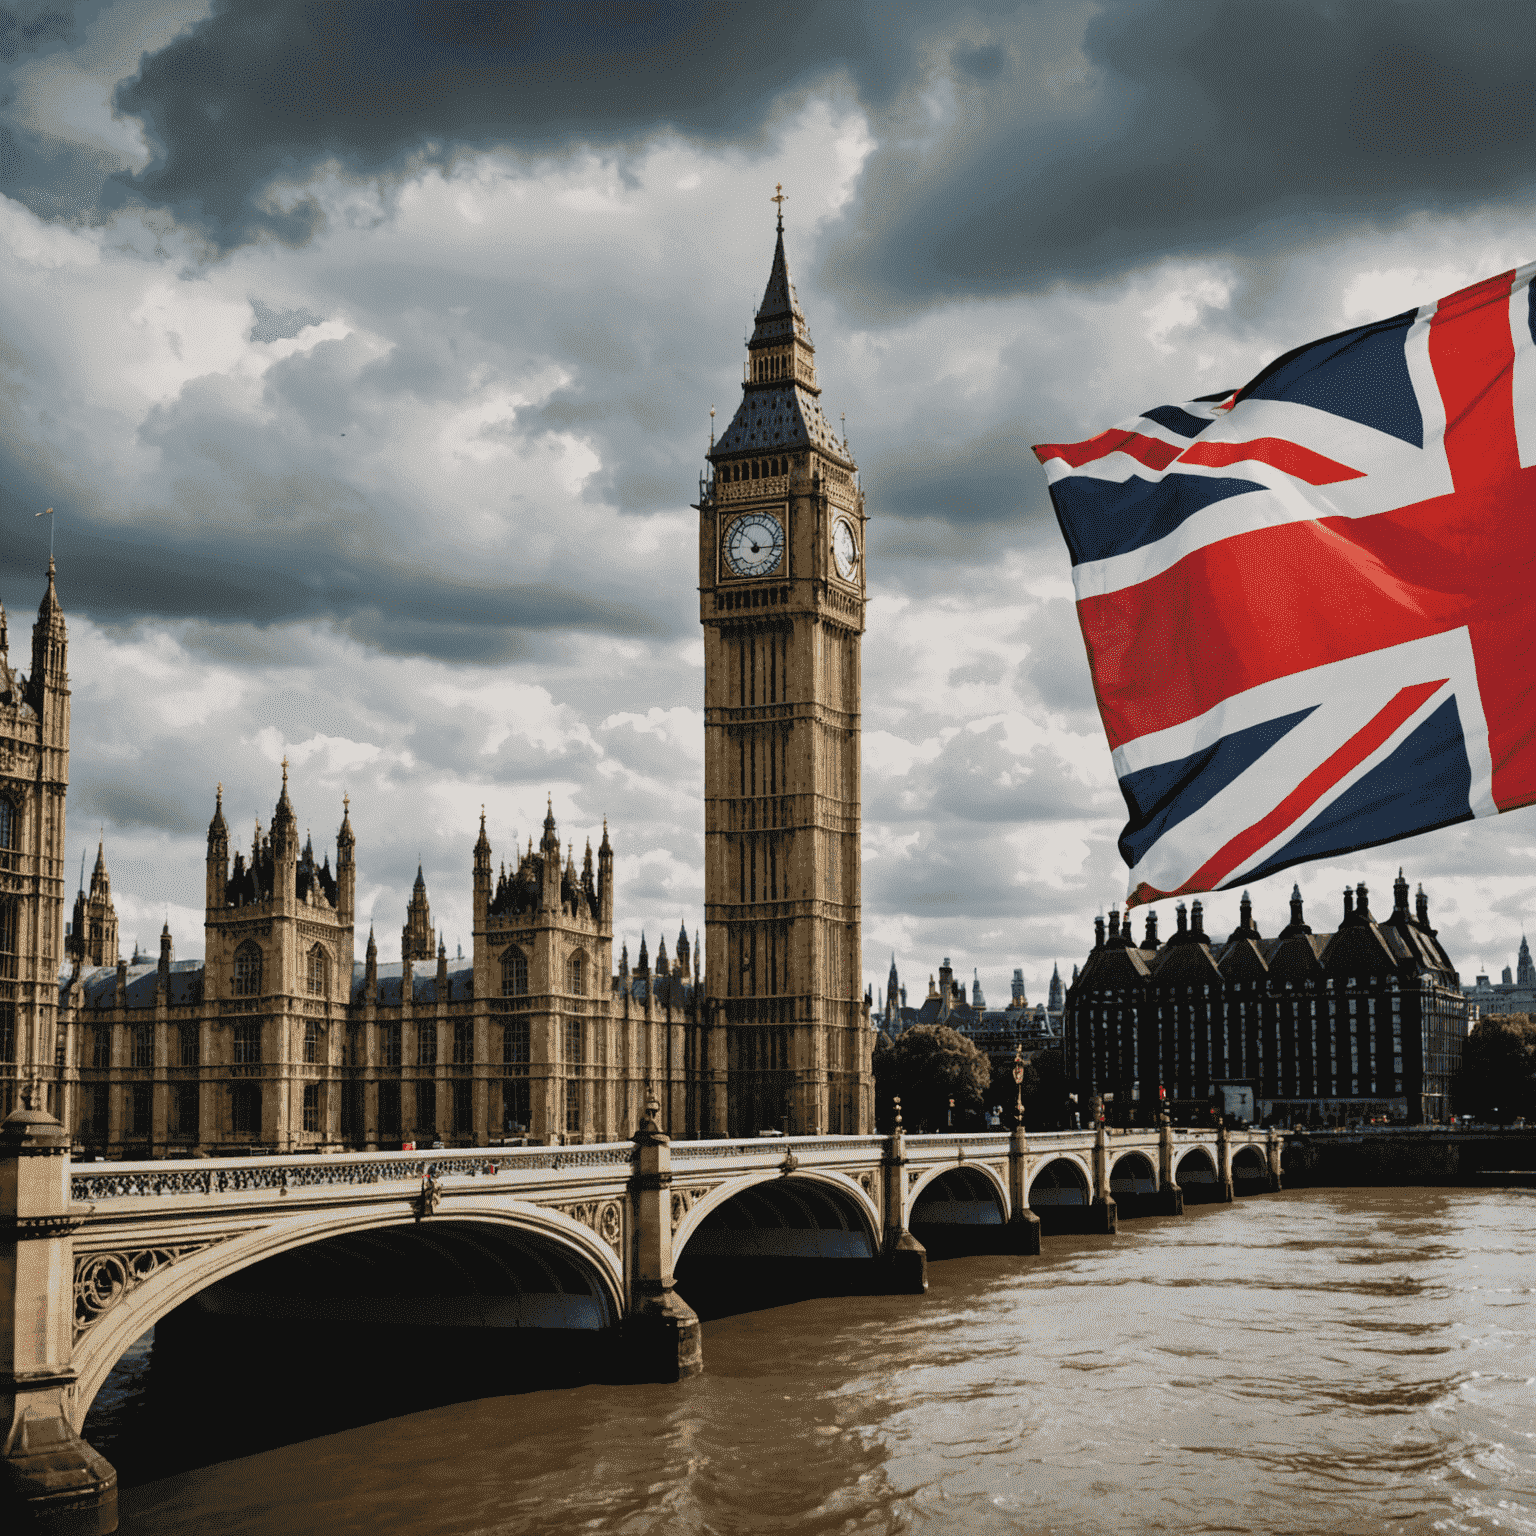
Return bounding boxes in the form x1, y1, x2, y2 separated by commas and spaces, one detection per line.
1065, 873, 1467, 1125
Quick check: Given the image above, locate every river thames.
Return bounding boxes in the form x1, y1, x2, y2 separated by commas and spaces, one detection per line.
90, 1186, 1536, 1534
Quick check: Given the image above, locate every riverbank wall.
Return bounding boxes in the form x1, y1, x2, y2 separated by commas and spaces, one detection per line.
1283, 1131, 1536, 1186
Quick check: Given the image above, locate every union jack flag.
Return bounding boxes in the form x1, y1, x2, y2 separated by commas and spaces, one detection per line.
1034, 262, 1536, 907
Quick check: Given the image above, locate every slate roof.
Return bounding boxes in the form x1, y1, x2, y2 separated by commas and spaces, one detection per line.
351, 960, 473, 1007
66, 959, 205, 1010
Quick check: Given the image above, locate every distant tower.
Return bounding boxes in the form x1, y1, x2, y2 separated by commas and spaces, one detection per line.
69, 840, 120, 968
1519, 934, 1535, 989
402, 865, 434, 961
1048, 963, 1064, 1012
698, 188, 870, 1135
972, 968, 985, 1008
886, 953, 899, 1025
1010, 968, 1027, 1009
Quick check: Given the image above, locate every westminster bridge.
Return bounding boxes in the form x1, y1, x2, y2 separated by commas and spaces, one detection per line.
1, 1104, 1283, 1531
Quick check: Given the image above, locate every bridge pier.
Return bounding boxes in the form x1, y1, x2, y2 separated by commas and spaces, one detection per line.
0, 1107, 117, 1535
1158, 1116, 1184, 1215
626, 1096, 703, 1382
1266, 1129, 1284, 1192
1005, 1124, 1041, 1255
1091, 1121, 1118, 1234
880, 1102, 927, 1292
1215, 1123, 1235, 1202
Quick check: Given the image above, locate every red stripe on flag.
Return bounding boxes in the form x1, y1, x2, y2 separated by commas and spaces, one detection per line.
1177, 437, 1363, 486
1034, 429, 1182, 472
1182, 678, 1444, 893
1430, 268, 1519, 491
1075, 509, 1461, 749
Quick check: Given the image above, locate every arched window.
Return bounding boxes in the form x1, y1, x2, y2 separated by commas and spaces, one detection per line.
501, 946, 527, 997
566, 951, 586, 996
0, 796, 15, 850
306, 944, 328, 997
233, 941, 262, 997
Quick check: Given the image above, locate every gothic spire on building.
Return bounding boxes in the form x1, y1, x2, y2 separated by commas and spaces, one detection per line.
402, 862, 434, 961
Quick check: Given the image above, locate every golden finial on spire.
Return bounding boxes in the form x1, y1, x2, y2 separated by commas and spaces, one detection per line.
709, 403, 715, 449
771, 182, 787, 229
281, 755, 289, 784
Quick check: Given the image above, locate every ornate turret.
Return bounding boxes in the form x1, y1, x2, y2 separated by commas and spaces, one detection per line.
336, 793, 355, 922
1048, 962, 1064, 1011
69, 840, 119, 968
597, 818, 613, 925
402, 863, 434, 962
1141, 912, 1160, 953
206, 782, 229, 910
676, 922, 690, 979
365, 925, 378, 1000
27, 556, 67, 714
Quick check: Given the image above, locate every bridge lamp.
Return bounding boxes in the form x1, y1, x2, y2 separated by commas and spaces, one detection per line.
1012, 1048, 1025, 1128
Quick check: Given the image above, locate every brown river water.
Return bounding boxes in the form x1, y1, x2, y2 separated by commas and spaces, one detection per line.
88, 1186, 1536, 1535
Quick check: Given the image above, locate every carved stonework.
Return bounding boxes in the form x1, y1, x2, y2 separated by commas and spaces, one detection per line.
598, 1201, 623, 1253
669, 1185, 711, 1233
908, 1170, 923, 1188
74, 1235, 237, 1340
857, 1171, 876, 1201
554, 1199, 624, 1256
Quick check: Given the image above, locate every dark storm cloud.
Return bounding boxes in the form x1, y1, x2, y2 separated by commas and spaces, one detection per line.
107, 0, 898, 247
835, 0, 1536, 304
0, 513, 668, 661
867, 421, 1055, 528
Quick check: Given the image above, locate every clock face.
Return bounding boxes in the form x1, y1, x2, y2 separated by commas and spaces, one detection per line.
724, 513, 785, 578
833, 518, 859, 581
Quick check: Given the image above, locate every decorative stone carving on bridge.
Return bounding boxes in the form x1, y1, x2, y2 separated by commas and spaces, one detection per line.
74, 1235, 238, 1341
857, 1171, 876, 1201
669, 1186, 711, 1233
908, 1170, 923, 1188
556, 1199, 625, 1256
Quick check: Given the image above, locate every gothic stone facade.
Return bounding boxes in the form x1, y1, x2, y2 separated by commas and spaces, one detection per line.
61, 786, 706, 1154
1065, 877, 1468, 1126
0, 561, 69, 1117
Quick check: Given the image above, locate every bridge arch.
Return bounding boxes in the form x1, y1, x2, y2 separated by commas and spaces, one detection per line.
1025, 1153, 1092, 1207
904, 1159, 1009, 1226
1230, 1144, 1269, 1192
673, 1170, 880, 1262
71, 1200, 625, 1430
1173, 1144, 1221, 1202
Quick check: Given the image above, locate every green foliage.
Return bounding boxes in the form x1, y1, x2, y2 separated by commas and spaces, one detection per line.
1454, 1013, 1536, 1123
873, 1024, 992, 1132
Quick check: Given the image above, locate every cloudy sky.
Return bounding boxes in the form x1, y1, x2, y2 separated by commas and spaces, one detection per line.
4, 0, 1536, 1000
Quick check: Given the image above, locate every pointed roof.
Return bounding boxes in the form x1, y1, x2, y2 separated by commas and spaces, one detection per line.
273, 756, 295, 825
712, 206, 850, 465
208, 782, 228, 840
338, 792, 354, 847
749, 221, 811, 349
413, 863, 427, 893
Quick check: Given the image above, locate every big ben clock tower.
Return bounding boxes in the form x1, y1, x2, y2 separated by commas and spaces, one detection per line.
696, 190, 873, 1136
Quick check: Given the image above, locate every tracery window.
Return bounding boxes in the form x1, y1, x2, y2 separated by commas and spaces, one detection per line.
233, 941, 262, 997
501, 947, 528, 997
566, 951, 586, 996
179, 1024, 199, 1067
306, 944, 328, 997
417, 1019, 437, 1067
453, 1018, 473, 1064
304, 1019, 319, 1064
233, 1020, 261, 1064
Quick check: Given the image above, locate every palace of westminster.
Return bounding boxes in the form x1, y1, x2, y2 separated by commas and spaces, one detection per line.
0, 209, 878, 1153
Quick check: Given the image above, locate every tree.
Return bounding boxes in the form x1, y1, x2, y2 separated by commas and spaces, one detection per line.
1454, 1013, 1536, 1123
873, 1024, 991, 1132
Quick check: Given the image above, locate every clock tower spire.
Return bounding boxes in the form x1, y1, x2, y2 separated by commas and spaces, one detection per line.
696, 190, 872, 1136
